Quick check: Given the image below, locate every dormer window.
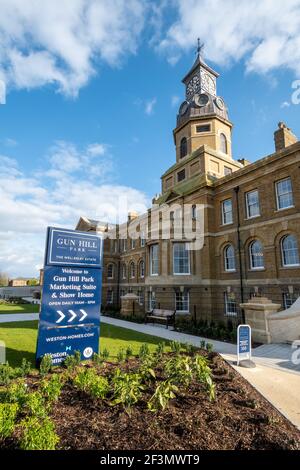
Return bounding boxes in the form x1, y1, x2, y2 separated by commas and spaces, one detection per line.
220, 133, 228, 154
180, 137, 187, 159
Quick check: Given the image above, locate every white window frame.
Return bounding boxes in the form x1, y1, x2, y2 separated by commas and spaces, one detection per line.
131, 238, 136, 250
221, 199, 233, 225
245, 190, 260, 219
224, 292, 237, 317
138, 290, 144, 305
122, 263, 127, 279
107, 264, 114, 279
173, 242, 191, 275
281, 235, 300, 267
130, 262, 136, 279
107, 290, 114, 304
175, 291, 190, 313
224, 245, 236, 272
275, 177, 294, 211
140, 231, 146, 247
148, 291, 156, 311
150, 244, 159, 276
249, 240, 265, 270
139, 260, 145, 278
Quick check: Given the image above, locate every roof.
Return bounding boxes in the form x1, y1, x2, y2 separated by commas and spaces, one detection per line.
182, 54, 219, 84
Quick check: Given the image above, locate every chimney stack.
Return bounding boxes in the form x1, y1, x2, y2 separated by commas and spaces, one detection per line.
274, 122, 298, 152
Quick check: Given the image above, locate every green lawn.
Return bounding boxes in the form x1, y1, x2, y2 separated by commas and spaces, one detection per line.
0, 321, 170, 367
0, 304, 40, 314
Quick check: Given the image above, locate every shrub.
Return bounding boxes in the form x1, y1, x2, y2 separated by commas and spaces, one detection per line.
73, 368, 109, 399
206, 343, 214, 353
0, 403, 19, 439
39, 354, 52, 376
111, 369, 144, 409
92, 353, 103, 366
19, 358, 32, 377
101, 348, 110, 361
40, 374, 64, 403
24, 391, 47, 418
0, 363, 14, 386
19, 416, 59, 450
138, 343, 150, 360
125, 346, 133, 361
164, 355, 193, 386
170, 341, 181, 354
148, 381, 178, 412
5, 380, 28, 407
64, 351, 81, 371
200, 340, 206, 350
117, 349, 124, 362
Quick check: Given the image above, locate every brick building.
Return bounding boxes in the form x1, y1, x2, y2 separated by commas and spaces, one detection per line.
76, 50, 300, 325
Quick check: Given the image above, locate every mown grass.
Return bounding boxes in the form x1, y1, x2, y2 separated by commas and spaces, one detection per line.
0, 304, 40, 314
0, 321, 170, 367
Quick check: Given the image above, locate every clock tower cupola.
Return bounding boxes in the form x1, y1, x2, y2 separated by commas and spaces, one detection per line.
174, 40, 233, 162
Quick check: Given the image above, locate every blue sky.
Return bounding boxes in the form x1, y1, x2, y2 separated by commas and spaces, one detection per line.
0, 0, 300, 277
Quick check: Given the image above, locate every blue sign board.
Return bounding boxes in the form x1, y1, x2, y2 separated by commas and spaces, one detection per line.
36, 227, 103, 365
237, 324, 252, 365
46, 227, 102, 267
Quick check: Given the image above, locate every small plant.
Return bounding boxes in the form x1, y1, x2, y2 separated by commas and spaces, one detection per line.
0, 403, 19, 438
148, 381, 178, 412
125, 346, 133, 361
39, 354, 52, 376
101, 348, 110, 361
193, 355, 215, 401
6, 380, 28, 407
0, 363, 14, 386
183, 343, 198, 354
206, 343, 214, 353
111, 369, 144, 409
200, 340, 206, 350
165, 355, 193, 386
64, 350, 81, 371
19, 416, 59, 450
40, 374, 64, 403
170, 341, 181, 354
19, 358, 32, 377
24, 391, 48, 417
139, 343, 150, 360
73, 368, 109, 399
138, 356, 156, 382
117, 348, 125, 362
155, 342, 165, 358
92, 352, 103, 366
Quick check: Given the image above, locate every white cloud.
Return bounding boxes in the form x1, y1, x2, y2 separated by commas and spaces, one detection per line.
280, 101, 291, 108
145, 98, 157, 115
171, 95, 180, 107
0, 0, 146, 97
0, 145, 149, 277
158, 0, 300, 76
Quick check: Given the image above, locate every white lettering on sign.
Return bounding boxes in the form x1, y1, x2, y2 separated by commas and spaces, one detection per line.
57, 238, 76, 247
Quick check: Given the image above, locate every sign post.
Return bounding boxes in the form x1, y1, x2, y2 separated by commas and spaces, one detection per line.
237, 324, 255, 368
36, 227, 103, 366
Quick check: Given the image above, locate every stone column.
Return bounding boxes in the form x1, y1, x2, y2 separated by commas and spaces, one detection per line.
240, 297, 281, 344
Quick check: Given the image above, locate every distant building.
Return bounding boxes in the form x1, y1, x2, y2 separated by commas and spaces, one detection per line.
8, 278, 39, 287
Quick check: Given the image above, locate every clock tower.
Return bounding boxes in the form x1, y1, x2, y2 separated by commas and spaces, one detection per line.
174, 41, 233, 163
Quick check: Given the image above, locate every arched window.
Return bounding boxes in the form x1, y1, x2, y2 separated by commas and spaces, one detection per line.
107, 263, 114, 279
180, 137, 187, 159
220, 133, 227, 154
281, 235, 300, 267
192, 204, 196, 219
139, 260, 145, 278
224, 245, 236, 272
130, 261, 136, 279
122, 263, 127, 279
249, 240, 264, 269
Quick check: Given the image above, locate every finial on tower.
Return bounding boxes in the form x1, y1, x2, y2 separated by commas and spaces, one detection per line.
196, 38, 204, 59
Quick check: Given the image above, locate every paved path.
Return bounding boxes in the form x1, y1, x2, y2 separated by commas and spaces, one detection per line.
0, 313, 39, 323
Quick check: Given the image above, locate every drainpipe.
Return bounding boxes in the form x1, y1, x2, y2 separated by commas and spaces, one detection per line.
234, 186, 245, 323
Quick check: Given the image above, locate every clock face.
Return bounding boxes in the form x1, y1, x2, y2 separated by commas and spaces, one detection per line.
201, 71, 216, 95
195, 93, 209, 107
179, 101, 189, 116
215, 97, 225, 110
186, 74, 200, 98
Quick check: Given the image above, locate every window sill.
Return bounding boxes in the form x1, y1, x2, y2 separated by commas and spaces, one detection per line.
280, 265, 300, 269
221, 222, 233, 227
249, 267, 265, 272
176, 311, 190, 315
173, 273, 191, 276
245, 214, 260, 220
224, 270, 237, 273
275, 206, 295, 212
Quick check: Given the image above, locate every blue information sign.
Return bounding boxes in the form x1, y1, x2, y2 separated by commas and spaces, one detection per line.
237, 324, 252, 365
36, 227, 103, 365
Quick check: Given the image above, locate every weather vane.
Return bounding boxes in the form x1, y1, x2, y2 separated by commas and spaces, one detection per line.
196, 38, 204, 58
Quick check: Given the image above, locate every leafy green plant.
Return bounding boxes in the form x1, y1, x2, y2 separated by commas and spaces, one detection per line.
64, 350, 81, 371
165, 355, 193, 386
19, 358, 32, 377
170, 341, 181, 354
40, 374, 64, 403
155, 342, 165, 358
92, 352, 103, 366
148, 381, 178, 412
138, 343, 150, 360
39, 354, 52, 376
73, 368, 109, 399
138, 357, 156, 383
117, 348, 125, 362
101, 348, 110, 361
193, 355, 215, 401
206, 343, 214, 353
125, 346, 133, 361
24, 391, 48, 417
19, 416, 59, 450
0, 363, 14, 386
111, 369, 144, 409
183, 343, 198, 354
5, 380, 28, 407
200, 340, 206, 350
0, 403, 19, 438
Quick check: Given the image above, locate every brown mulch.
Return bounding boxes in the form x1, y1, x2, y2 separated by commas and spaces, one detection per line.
2, 352, 300, 450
